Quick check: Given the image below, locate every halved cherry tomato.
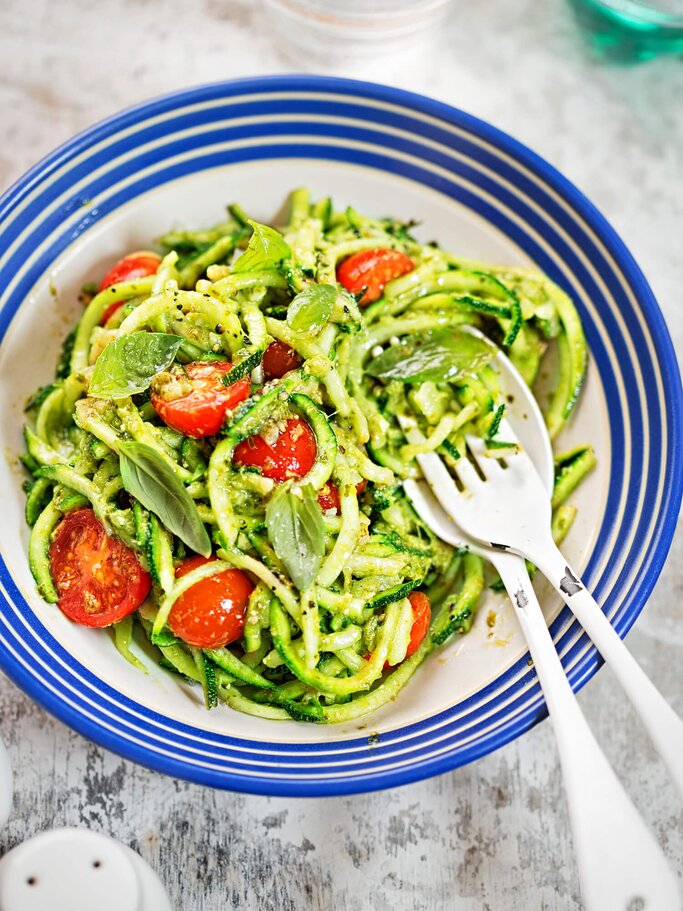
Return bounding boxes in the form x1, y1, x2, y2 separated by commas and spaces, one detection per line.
98, 251, 162, 325
98, 250, 162, 292
317, 481, 341, 513
375, 591, 432, 668
168, 555, 253, 649
150, 361, 250, 438
336, 248, 415, 306
48, 509, 151, 628
317, 479, 367, 514
262, 341, 302, 380
234, 417, 316, 482
405, 591, 431, 658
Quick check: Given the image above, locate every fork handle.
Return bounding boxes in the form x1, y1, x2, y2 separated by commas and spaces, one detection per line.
494, 552, 680, 911
529, 541, 683, 801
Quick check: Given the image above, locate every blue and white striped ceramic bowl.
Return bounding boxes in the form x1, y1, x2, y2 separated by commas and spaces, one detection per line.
0, 77, 680, 795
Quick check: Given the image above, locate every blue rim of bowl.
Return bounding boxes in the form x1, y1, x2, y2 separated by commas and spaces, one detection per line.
0, 75, 680, 795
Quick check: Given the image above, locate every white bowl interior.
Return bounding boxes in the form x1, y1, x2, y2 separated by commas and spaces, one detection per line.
0, 160, 610, 742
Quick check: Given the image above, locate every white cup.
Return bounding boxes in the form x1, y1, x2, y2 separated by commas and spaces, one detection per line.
262, 0, 452, 71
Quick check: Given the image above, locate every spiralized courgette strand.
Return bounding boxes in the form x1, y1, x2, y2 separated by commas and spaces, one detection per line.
22, 188, 593, 723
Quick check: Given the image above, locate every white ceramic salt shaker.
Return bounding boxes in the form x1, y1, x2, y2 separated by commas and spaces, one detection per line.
0, 828, 171, 910
0, 736, 170, 909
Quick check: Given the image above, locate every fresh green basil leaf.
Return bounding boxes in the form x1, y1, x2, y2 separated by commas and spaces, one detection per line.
265, 483, 325, 591
231, 220, 291, 274
365, 328, 497, 384
89, 332, 182, 399
286, 284, 337, 335
119, 440, 212, 557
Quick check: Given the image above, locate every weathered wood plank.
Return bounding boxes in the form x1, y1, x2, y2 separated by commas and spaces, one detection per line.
0, 1, 681, 907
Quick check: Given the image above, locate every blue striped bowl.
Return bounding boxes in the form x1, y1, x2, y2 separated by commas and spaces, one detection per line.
0, 77, 680, 795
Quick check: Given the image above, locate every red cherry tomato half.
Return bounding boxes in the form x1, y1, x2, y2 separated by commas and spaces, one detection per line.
405, 591, 431, 658
234, 417, 316, 483
168, 555, 253, 649
98, 251, 162, 325
317, 479, 367, 514
48, 509, 151, 628
336, 248, 415, 306
99, 299, 127, 326
262, 341, 303, 380
375, 591, 432, 668
98, 250, 162, 292
317, 482, 341, 514
151, 361, 250, 439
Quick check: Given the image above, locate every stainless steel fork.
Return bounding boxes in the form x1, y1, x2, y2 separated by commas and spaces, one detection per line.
399, 411, 681, 910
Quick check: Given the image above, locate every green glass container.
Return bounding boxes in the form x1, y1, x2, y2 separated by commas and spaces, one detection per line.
569, 0, 683, 60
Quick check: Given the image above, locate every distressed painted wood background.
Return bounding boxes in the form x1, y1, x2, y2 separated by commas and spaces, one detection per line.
0, 2, 681, 908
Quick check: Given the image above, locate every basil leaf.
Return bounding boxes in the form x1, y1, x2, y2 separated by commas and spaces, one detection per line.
265, 483, 325, 591
287, 284, 336, 335
90, 332, 182, 399
365, 328, 497, 384
119, 441, 212, 557
231, 220, 291, 274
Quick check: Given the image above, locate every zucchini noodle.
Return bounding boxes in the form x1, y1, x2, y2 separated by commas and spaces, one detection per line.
21, 189, 595, 724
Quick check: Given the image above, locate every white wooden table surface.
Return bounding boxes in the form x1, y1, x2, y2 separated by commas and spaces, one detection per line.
0, 2, 681, 908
